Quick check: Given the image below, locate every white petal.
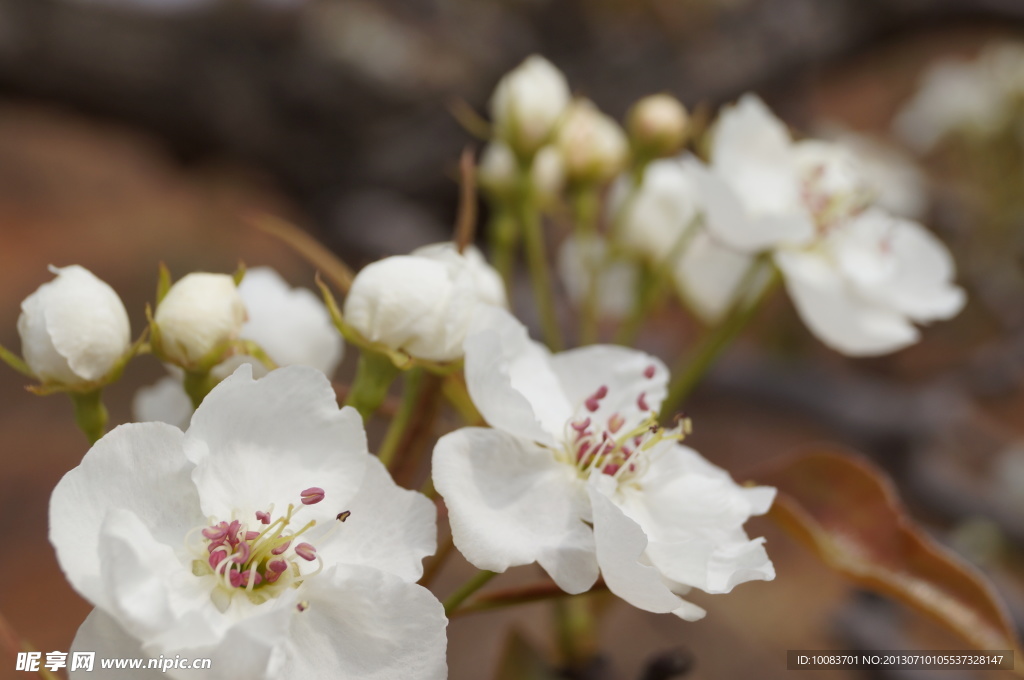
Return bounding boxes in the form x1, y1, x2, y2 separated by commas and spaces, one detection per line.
463, 306, 571, 445
70, 609, 164, 679
710, 95, 805, 218
133, 376, 193, 428
281, 564, 448, 680
432, 428, 599, 593
557, 234, 638, 320
775, 249, 920, 356
614, 159, 699, 263
50, 422, 202, 610
237, 267, 344, 377
587, 479, 699, 619
683, 157, 813, 252
315, 455, 436, 582
645, 534, 775, 595
673, 231, 754, 323
549, 345, 668, 426
185, 365, 368, 526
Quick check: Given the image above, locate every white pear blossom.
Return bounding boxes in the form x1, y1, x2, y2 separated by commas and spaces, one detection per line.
135, 267, 345, 427
491, 55, 571, 159
154, 273, 246, 368
894, 42, 1024, 152
433, 308, 775, 620
53, 365, 446, 679
18, 265, 131, 386
343, 243, 506, 363
613, 159, 700, 265
679, 95, 965, 354
557, 99, 630, 185
478, 141, 565, 203
557, 234, 639, 320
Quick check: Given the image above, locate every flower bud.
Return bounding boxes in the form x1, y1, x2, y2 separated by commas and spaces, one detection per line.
628, 94, 689, 158
490, 55, 571, 159
531, 145, 566, 204
478, 141, 519, 198
557, 99, 629, 185
154, 273, 246, 368
343, 245, 505, 362
17, 265, 131, 386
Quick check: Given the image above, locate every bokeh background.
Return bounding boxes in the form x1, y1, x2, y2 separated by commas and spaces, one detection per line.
2, 0, 1024, 678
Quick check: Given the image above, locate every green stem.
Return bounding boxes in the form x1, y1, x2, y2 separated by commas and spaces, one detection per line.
555, 596, 596, 670
344, 351, 401, 421
443, 570, 497, 615
70, 389, 108, 445
573, 187, 602, 345
661, 256, 780, 418
183, 370, 217, 410
449, 581, 609, 618
488, 206, 519, 296
518, 197, 564, 351
376, 368, 423, 469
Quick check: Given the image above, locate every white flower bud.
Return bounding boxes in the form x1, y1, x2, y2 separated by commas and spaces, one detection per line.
557, 99, 629, 185
343, 245, 505, 362
531, 145, 566, 203
628, 94, 688, 157
154, 273, 246, 368
490, 55, 571, 158
17, 265, 131, 385
478, 141, 519, 197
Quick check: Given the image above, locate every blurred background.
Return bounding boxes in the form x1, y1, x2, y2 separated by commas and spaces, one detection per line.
2, 0, 1024, 678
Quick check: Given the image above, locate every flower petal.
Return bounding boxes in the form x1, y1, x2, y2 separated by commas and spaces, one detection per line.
70, 609, 164, 679
557, 234, 638, 320
281, 564, 448, 680
50, 422, 202, 610
185, 365, 368, 526
133, 376, 193, 429
464, 306, 571, 445
433, 428, 599, 593
549, 345, 668, 426
315, 455, 436, 583
775, 249, 920, 356
673, 231, 754, 323
587, 478, 702, 620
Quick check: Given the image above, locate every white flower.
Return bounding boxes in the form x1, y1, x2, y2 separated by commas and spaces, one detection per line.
478, 141, 565, 203
17, 265, 130, 386
154, 273, 246, 368
557, 234, 639, 320
557, 99, 630, 185
135, 267, 345, 427
53, 365, 446, 680
894, 42, 1024, 152
679, 95, 965, 354
613, 159, 700, 264
432, 308, 774, 620
490, 55, 571, 159
343, 243, 506, 363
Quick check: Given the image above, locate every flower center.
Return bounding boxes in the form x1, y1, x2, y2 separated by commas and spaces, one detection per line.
557, 364, 691, 485
800, 162, 873, 235
187, 486, 349, 610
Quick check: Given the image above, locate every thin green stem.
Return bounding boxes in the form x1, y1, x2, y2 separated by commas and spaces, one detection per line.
450, 581, 609, 618
71, 389, 108, 445
573, 187, 602, 345
555, 596, 596, 670
344, 351, 401, 421
377, 368, 423, 469
443, 570, 497, 615
183, 370, 217, 410
518, 196, 564, 351
488, 207, 519, 296
661, 256, 780, 418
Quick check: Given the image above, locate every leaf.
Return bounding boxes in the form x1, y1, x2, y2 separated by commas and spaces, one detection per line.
496, 631, 561, 680
756, 450, 1021, 654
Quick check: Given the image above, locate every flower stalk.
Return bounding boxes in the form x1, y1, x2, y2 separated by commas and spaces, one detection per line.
345, 350, 401, 421
443, 570, 498, 615
377, 367, 424, 469
71, 389, 108, 445
518, 184, 563, 351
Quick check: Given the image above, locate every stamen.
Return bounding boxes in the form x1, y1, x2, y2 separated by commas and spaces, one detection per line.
300, 487, 326, 505
585, 385, 608, 412
336, 511, 351, 522
643, 365, 656, 379
255, 510, 271, 525
637, 392, 649, 411
295, 543, 317, 561
607, 413, 624, 434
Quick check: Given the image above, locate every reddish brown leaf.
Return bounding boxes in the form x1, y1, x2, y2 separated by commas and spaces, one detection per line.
755, 449, 1020, 655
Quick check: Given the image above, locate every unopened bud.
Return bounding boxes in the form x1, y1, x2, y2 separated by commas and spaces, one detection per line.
628, 94, 689, 158
557, 99, 629, 185
154, 273, 246, 369
490, 55, 571, 159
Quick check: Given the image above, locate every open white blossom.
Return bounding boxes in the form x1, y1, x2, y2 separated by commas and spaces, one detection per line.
154, 273, 246, 368
433, 308, 774, 620
491, 55, 571, 159
343, 243, 506, 363
613, 159, 700, 265
894, 42, 1024, 152
53, 365, 446, 679
557, 234, 639, 320
135, 267, 344, 427
680, 95, 965, 355
17, 265, 131, 386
